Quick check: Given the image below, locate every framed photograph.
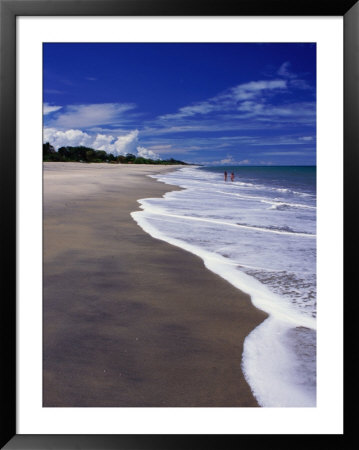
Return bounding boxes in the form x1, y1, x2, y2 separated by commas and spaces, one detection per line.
1, 0, 355, 448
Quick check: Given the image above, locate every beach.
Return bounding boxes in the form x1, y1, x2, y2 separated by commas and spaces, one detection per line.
43, 162, 267, 407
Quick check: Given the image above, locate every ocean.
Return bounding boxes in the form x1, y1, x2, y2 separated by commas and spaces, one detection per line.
131, 165, 316, 407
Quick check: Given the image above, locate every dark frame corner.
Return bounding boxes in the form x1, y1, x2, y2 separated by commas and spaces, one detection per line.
1, 0, 356, 448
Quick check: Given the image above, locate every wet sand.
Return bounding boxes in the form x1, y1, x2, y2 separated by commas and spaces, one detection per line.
43, 162, 267, 407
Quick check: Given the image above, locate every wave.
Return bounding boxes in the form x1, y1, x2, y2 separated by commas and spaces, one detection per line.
214, 190, 271, 202
263, 200, 316, 210
135, 166, 317, 407
139, 206, 316, 238
270, 187, 315, 197
214, 190, 315, 210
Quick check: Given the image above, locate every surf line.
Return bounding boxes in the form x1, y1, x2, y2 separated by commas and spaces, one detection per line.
140, 208, 316, 238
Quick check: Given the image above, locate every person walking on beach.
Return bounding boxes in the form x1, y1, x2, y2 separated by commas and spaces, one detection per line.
224, 171, 228, 182
230, 172, 235, 182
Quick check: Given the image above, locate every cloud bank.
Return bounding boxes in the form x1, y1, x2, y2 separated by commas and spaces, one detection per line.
43, 127, 160, 159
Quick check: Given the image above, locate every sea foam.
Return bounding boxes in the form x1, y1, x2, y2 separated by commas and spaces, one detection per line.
131, 165, 316, 407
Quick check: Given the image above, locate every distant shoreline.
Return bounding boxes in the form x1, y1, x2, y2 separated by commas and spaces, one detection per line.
43, 142, 191, 165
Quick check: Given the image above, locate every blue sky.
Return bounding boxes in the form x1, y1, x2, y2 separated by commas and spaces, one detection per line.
43, 43, 316, 165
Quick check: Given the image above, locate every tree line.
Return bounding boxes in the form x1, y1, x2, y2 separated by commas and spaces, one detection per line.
43, 142, 188, 165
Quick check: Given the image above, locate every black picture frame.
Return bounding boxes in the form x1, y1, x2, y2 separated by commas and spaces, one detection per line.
1, 0, 355, 448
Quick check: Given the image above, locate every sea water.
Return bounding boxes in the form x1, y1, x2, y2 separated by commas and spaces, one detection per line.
131, 166, 316, 407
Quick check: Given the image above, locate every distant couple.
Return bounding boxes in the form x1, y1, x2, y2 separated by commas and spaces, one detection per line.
224, 171, 234, 182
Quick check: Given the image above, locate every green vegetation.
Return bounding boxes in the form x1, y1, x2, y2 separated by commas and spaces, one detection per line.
43, 142, 188, 165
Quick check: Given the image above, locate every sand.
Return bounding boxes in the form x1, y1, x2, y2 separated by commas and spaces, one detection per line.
43, 162, 267, 407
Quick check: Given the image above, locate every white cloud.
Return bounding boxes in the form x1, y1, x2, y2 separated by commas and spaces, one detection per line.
299, 136, 314, 141
260, 151, 307, 156
43, 103, 62, 115
278, 62, 295, 79
175, 101, 216, 118
113, 130, 139, 155
277, 62, 311, 90
237, 101, 264, 114
214, 154, 236, 164
232, 80, 287, 101
290, 79, 311, 90
43, 128, 93, 148
47, 103, 136, 128
137, 146, 160, 160
210, 155, 251, 165
92, 133, 116, 150
220, 156, 235, 164
43, 127, 162, 159
44, 127, 143, 157
158, 79, 287, 121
